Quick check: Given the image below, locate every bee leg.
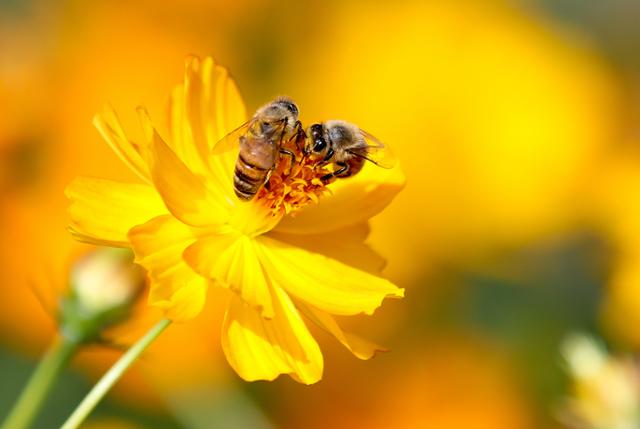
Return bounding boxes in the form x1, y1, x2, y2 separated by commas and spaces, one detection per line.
286, 121, 305, 161
293, 121, 306, 153
288, 120, 303, 140
321, 162, 349, 183
279, 149, 296, 174
313, 160, 328, 171
263, 169, 274, 190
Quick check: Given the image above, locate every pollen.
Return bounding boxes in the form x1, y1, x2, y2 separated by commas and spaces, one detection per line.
256, 143, 333, 217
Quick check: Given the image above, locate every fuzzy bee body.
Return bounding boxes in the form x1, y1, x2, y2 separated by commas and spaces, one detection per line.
304, 120, 396, 182
335, 155, 366, 179
233, 127, 280, 200
215, 97, 302, 201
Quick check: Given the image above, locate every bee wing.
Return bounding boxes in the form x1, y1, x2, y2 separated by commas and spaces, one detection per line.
347, 129, 397, 169
211, 121, 251, 155
211, 118, 293, 155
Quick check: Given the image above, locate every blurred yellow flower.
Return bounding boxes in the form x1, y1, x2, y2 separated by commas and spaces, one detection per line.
285, 0, 622, 284
66, 55, 404, 384
590, 155, 640, 348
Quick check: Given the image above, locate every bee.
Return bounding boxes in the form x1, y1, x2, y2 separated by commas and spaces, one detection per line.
304, 120, 396, 182
214, 96, 304, 200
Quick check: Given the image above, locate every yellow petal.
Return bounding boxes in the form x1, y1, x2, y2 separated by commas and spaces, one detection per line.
128, 214, 208, 321
222, 286, 323, 384
298, 303, 386, 360
180, 56, 246, 195
184, 56, 216, 167
128, 214, 196, 279
148, 126, 231, 227
183, 232, 275, 319
66, 177, 167, 246
267, 222, 386, 275
207, 57, 247, 146
274, 162, 405, 234
256, 236, 404, 316
93, 104, 151, 183
168, 83, 206, 175
207, 57, 247, 192
151, 273, 209, 322
227, 198, 284, 237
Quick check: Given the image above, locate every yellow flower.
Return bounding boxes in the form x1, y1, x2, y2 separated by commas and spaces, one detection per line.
66, 55, 405, 384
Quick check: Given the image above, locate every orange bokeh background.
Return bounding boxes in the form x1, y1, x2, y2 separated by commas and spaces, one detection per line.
2, 0, 640, 428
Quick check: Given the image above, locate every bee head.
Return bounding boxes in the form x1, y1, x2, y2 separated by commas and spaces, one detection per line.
304, 123, 328, 157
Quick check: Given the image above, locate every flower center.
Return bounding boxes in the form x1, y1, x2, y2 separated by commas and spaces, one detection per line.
255, 136, 333, 217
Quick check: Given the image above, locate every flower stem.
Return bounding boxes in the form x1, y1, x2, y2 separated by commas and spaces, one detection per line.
2, 337, 79, 429
61, 318, 171, 429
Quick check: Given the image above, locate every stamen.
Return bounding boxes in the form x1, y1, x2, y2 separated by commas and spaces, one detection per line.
256, 141, 333, 216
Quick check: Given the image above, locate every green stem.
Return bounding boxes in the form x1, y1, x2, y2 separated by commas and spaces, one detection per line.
60, 318, 171, 429
2, 337, 79, 429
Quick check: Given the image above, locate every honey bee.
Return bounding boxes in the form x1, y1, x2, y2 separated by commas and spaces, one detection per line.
304, 120, 396, 182
214, 97, 304, 200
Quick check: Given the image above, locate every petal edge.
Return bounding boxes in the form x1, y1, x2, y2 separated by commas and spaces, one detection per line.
222, 287, 323, 384
66, 177, 167, 247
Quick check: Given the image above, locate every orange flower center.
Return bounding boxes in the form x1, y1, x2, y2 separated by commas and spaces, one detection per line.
256, 137, 333, 217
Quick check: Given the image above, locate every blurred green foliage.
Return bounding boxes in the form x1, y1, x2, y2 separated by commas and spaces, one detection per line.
0, 347, 181, 429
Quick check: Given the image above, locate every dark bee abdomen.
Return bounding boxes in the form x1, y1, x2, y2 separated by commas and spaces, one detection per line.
234, 136, 277, 200
336, 157, 365, 178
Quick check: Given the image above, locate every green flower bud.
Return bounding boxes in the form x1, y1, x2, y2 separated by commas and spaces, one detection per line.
59, 247, 145, 344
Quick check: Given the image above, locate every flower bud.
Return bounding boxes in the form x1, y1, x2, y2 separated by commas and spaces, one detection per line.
60, 247, 145, 343
71, 248, 144, 313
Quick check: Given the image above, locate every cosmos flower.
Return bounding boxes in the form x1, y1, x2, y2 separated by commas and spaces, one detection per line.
66, 56, 405, 384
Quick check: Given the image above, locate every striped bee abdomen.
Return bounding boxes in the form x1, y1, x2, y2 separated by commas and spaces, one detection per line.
233, 137, 277, 200
229, 97, 301, 201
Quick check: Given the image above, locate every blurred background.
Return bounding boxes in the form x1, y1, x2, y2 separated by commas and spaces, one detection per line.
1, 0, 640, 427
